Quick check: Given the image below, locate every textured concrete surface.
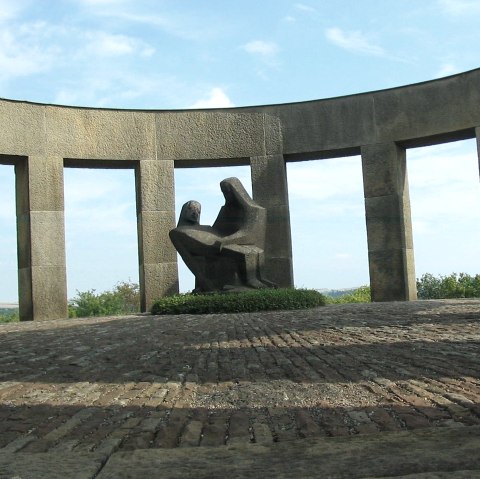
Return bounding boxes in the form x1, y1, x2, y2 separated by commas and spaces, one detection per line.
46, 108, 157, 161
15, 155, 68, 321
251, 154, 293, 288
361, 142, 416, 302
135, 158, 177, 310
155, 111, 283, 160
0, 300, 479, 477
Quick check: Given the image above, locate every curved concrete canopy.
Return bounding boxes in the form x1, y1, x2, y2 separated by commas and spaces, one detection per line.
1, 68, 479, 320
1, 67, 479, 163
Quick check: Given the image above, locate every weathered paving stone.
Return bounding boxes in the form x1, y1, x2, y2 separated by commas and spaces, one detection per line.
227, 409, 251, 445
96, 425, 480, 479
0, 300, 479, 477
199, 413, 228, 446
0, 451, 106, 479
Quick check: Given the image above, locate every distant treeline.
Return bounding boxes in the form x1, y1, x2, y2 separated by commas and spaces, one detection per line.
416, 272, 480, 299
325, 273, 480, 302
324, 288, 357, 298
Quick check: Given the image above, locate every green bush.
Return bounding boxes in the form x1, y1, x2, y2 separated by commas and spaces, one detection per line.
0, 310, 19, 323
417, 273, 480, 299
151, 288, 325, 315
69, 280, 140, 318
112, 280, 141, 313
325, 285, 371, 304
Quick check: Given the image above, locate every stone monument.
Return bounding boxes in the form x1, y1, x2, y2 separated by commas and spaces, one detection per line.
169, 177, 276, 293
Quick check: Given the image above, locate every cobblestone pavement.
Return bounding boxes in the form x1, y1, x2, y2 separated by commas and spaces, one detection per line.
0, 299, 479, 477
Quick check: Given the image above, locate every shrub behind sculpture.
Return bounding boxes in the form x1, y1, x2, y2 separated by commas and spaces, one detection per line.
151, 288, 325, 315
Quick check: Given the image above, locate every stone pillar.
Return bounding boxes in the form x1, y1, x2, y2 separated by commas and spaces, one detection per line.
15, 156, 68, 321
136, 159, 178, 311
250, 154, 294, 288
361, 143, 417, 302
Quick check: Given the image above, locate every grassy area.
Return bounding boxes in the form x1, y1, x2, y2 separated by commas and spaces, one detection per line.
151, 288, 326, 315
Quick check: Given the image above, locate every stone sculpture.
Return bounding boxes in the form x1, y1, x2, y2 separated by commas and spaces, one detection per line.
169, 177, 276, 293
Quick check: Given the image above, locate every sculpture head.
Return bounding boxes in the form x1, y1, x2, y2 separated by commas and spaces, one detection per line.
220, 177, 251, 205
178, 200, 201, 226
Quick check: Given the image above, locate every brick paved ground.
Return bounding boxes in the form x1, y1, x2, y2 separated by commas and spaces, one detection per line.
0, 299, 479, 477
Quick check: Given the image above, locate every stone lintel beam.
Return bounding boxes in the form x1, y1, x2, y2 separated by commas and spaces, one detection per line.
250, 154, 294, 288
15, 155, 68, 321
135, 160, 178, 311
361, 143, 417, 302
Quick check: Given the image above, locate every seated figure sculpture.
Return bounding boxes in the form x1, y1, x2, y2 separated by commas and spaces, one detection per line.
169, 177, 276, 293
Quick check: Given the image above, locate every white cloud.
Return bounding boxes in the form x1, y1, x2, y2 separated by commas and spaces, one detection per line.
295, 3, 316, 13
287, 143, 480, 227
53, 76, 117, 107
243, 40, 280, 74
53, 71, 185, 109
408, 142, 477, 184
335, 253, 353, 261
78, 5, 219, 42
0, 176, 15, 220
80, 0, 128, 5
325, 27, 385, 56
0, 0, 26, 23
409, 142, 480, 276
243, 40, 279, 57
287, 157, 363, 202
435, 63, 459, 77
119, 12, 217, 41
287, 157, 365, 221
84, 31, 154, 57
62, 167, 139, 295
0, 202, 15, 221
67, 202, 136, 236
65, 173, 122, 204
408, 145, 480, 223
189, 87, 235, 109
54, 89, 79, 106
438, 0, 480, 15
0, 165, 16, 302
0, 27, 58, 79
283, 3, 316, 23
64, 169, 136, 236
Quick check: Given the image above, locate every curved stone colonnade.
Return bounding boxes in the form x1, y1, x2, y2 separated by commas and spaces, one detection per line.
1, 69, 480, 320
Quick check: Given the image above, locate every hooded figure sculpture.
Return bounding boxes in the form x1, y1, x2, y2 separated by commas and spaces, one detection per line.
169, 177, 276, 292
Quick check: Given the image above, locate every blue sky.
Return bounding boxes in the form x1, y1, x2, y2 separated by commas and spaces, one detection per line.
0, 0, 479, 300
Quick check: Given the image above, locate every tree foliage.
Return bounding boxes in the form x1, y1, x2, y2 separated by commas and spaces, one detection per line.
69, 281, 140, 318
325, 285, 371, 304
416, 273, 480, 299
0, 309, 19, 323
